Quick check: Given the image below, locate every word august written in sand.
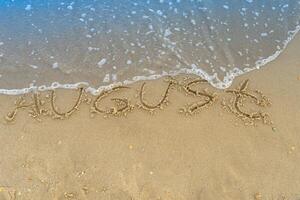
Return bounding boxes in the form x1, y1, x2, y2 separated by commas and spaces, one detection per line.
4, 76, 273, 126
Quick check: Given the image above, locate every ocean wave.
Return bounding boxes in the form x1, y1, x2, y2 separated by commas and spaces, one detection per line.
0, 0, 299, 95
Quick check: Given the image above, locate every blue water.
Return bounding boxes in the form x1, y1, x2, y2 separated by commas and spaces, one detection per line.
0, 0, 299, 95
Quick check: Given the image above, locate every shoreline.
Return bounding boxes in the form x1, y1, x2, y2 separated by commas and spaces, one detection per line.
1, 28, 300, 96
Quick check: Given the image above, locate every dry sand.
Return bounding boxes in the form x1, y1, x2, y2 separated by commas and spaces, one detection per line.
0, 35, 300, 200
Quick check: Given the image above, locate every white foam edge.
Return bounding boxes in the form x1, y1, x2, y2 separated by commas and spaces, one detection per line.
0, 25, 299, 96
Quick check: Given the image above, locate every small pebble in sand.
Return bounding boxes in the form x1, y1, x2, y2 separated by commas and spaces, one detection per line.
288, 146, 296, 154
254, 192, 262, 200
101, 187, 108, 193
64, 192, 75, 199
52, 62, 59, 69
82, 186, 88, 194
291, 146, 296, 150
272, 127, 277, 132
77, 171, 86, 177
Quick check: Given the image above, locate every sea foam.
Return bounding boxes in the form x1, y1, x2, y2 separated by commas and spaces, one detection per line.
0, 0, 299, 95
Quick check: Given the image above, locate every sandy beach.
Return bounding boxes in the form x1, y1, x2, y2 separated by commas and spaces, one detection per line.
0, 33, 300, 200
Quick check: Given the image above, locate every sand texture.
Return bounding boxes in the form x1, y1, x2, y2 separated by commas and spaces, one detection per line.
0, 36, 300, 200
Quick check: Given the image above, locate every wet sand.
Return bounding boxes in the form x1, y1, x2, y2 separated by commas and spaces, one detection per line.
0, 35, 300, 200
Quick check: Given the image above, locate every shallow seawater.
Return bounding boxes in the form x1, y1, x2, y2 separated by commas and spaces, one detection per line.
0, 0, 299, 95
